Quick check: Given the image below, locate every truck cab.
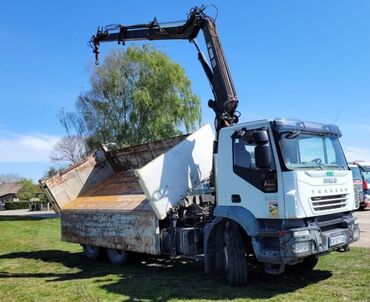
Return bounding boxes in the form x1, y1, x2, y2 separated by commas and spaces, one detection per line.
209, 118, 359, 273
348, 163, 363, 209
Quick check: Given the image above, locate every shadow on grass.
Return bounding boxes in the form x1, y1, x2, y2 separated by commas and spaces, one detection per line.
0, 216, 59, 221
0, 249, 332, 301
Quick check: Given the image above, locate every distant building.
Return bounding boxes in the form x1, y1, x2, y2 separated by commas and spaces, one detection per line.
0, 182, 22, 202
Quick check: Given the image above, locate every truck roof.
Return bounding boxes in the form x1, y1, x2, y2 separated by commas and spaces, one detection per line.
223, 118, 341, 136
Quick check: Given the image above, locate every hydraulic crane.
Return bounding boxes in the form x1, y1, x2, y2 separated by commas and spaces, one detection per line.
41, 6, 360, 287
90, 5, 239, 133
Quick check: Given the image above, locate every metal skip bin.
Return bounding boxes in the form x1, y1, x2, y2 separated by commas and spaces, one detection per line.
41, 143, 179, 255
56, 170, 162, 255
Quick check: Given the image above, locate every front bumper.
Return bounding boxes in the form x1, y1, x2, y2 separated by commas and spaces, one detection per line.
253, 212, 360, 265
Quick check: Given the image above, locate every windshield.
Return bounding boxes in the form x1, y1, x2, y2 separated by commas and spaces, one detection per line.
350, 166, 362, 180
279, 133, 347, 171
359, 165, 370, 182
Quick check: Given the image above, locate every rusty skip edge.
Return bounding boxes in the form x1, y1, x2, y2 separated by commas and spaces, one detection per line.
61, 210, 161, 255
105, 134, 188, 172
40, 134, 186, 188
40, 156, 102, 187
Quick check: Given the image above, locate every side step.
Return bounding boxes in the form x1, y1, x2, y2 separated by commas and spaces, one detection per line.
264, 263, 285, 274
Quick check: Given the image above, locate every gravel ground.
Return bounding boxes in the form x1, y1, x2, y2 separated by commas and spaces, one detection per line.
353, 208, 370, 248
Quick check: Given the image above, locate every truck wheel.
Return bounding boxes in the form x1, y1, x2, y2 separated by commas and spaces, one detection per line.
224, 223, 248, 286
106, 248, 129, 264
83, 245, 100, 260
296, 256, 318, 270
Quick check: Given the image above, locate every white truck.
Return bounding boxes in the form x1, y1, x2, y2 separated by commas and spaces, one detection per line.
350, 161, 370, 209
41, 6, 359, 286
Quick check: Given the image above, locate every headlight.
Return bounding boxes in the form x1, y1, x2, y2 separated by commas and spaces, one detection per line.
293, 230, 310, 238
293, 241, 313, 254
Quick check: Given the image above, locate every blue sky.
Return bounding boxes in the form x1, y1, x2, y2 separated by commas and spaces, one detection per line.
0, 0, 370, 182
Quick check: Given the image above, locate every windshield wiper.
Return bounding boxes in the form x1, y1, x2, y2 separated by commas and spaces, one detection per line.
300, 165, 323, 170
323, 164, 344, 170
284, 130, 301, 139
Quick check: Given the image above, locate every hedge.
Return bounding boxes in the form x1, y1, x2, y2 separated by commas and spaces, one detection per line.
4, 201, 30, 210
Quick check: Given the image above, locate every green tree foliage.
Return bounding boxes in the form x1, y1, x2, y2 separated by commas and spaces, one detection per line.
42, 166, 66, 180
60, 45, 201, 150
17, 179, 39, 201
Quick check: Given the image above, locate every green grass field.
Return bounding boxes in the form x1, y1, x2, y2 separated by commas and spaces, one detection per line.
0, 216, 369, 302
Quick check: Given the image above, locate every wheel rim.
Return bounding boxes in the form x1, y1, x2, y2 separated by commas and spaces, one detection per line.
224, 246, 229, 271
86, 245, 96, 254
112, 249, 123, 256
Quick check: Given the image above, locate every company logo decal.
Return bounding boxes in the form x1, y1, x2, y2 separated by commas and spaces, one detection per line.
323, 178, 337, 184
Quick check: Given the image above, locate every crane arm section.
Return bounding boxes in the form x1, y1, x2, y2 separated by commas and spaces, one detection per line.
90, 6, 239, 132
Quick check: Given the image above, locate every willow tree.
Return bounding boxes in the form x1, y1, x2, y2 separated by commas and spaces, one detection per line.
60, 45, 201, 150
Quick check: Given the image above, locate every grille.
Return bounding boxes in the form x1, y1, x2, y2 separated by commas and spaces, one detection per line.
358, 190, 364, 202
311, 194, 348, 212
355, 187, 364, 206
356, 190, 364, 202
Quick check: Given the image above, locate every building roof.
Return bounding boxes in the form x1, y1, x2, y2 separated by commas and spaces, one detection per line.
0, 182, 22, 198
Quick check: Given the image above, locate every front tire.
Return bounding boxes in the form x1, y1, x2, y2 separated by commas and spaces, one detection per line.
224, 222, 248, 286
106, 248, 129, 264
83, 245, 100, 260
296, 256, 318, 270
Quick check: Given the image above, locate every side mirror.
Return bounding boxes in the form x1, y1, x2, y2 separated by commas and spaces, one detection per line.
253, 130, 269, 145
255, 145, 271, 169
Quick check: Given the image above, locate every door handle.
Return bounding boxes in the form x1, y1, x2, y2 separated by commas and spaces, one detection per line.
231, 194, 241, 203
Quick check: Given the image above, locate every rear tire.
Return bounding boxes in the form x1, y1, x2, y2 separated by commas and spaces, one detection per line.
224, 222, 248, 286
106, 248, 129, 264
83, 245, 100, 260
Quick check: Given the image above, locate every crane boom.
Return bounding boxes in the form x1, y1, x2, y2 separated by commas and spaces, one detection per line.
90, 6, 239, 132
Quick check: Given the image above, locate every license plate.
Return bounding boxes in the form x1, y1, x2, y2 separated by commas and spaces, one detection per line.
329, 234, 346, 247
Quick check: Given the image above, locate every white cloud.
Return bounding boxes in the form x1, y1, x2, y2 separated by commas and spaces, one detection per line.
0, 131, 60, 163
344, 146, 370, 163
